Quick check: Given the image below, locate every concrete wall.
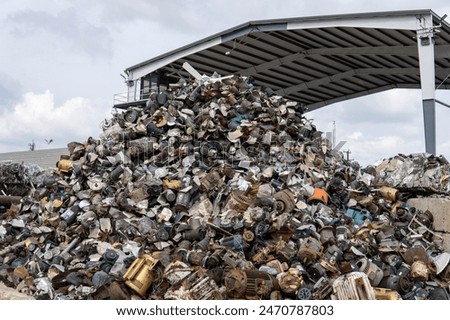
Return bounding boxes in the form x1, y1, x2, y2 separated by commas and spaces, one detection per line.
0, 283, 34, 300
407, 198, 450, 251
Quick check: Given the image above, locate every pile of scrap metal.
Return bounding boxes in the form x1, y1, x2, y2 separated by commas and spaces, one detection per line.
0, 75, 449, 300
0, 161, 44, 197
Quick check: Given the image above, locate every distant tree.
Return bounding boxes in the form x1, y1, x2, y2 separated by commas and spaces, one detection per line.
28, 140, 35, 151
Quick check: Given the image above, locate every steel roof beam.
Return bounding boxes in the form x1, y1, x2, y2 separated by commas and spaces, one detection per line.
274, 67, 428, 96
240, 45, 423, 76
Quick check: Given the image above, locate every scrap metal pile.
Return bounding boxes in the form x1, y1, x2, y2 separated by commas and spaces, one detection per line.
1, 75, 450, 300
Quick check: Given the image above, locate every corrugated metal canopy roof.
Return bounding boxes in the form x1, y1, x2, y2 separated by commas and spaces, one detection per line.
125, 9, 450, 111
0, 148, 68, 169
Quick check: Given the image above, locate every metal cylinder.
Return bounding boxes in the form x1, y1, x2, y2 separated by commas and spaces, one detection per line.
378, 186, 399, 202
165, 189, 176, 202
185, 251, 208, 267
396, 206, 412, 222
60, 204, 80, 224
103, 250, 119, 265
189, 216, 203, 230
194, 237, 210, 251
173, 240, 191, 261
110, 165, 124, 181
182, 228, 205, 241
0, 240, 27, 256
175, 192, 191, 212
379, 275, 411, 294
0, 195, 21, 206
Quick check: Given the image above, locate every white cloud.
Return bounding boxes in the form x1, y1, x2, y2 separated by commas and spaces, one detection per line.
343, 135, 424, 165
0, 91, 112, 152
347, 131, 363, 140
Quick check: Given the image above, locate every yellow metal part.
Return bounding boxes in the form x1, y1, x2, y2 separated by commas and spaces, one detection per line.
123, 255, 158, 297
163, 179, 182, 190
57, 159, 73, 173
378, 186, 399, 202
374, 288, 402, 300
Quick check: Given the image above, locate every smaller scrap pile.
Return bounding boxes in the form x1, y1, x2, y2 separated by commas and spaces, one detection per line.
0, 161, 43, 197
0, 75, 450, 300
376, 153, 450, 194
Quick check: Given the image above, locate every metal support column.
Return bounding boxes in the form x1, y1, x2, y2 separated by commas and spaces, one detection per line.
417, 16, 436, 154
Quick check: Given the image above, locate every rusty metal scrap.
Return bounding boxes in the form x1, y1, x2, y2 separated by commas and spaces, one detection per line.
0, 75, 450, 300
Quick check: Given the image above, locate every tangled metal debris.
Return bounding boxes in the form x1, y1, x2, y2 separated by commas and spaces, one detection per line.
1, 75, 450, 300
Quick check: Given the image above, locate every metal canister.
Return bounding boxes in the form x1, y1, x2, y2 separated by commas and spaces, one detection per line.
185, 250, 208, 267
189, 216, 203, 230
182, 228, 205, 241
165, 189, 177, 202
175, 192, 191, 212
110, 165, 124, 181
173, 240, 191, 261
60, 204, 80, 225
379, 275, 411, 294
194, 237, 210, 251
378, 186, 399, 202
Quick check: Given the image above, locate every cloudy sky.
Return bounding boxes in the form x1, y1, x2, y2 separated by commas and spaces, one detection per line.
1, 0, 450, 165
